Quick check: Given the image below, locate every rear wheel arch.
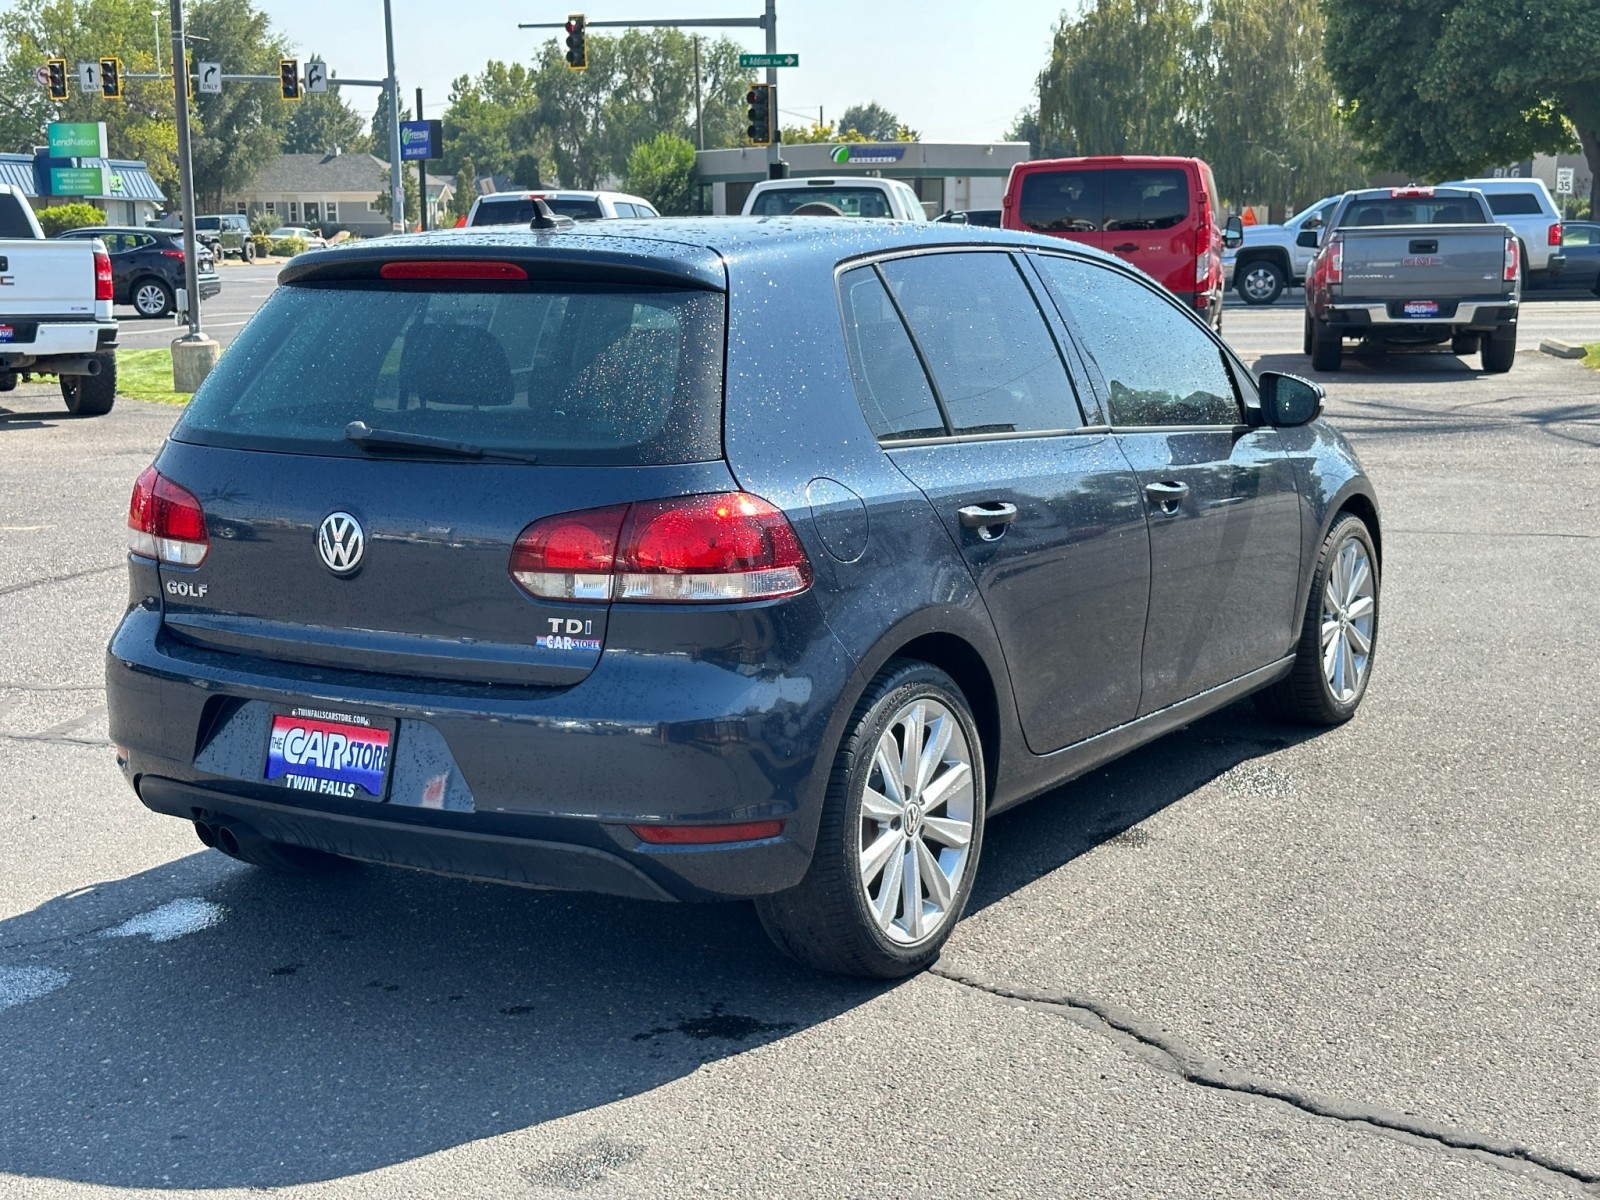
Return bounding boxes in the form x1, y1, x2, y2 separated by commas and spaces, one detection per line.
888, 632, 1002, 801
1236, 246, 1291, 275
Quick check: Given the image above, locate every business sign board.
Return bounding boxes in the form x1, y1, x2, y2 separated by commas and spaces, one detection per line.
48, 165, 110, 195
47, 122, 108, 158
831, 145, 907, 166
399, 120, 442, 162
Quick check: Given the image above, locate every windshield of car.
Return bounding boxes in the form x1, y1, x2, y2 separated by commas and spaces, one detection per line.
747, 188, 897, 218
1343, 198, 1488, 226
174, 281, 726, 466
471, 197, 605, 224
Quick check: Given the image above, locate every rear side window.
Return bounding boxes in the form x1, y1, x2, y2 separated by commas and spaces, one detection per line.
176, 282, 726, 466
1103, 169, 1190, 231
749, 188, 895, 218
879, 252, 1083, 436
1484, 192, 1544, 216
838, 268, 945, 442
1017, 170, 1103, 233
1036, 255, 1240, 427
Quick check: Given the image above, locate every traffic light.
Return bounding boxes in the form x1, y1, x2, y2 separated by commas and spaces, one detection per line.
99, 57, 123, 100
46, 58, 68, 101
565, 14, 587, 70
746, 83, 774, 146
279, 58, 301, 101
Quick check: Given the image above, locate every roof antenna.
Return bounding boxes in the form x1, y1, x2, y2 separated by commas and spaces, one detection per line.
529, 198, 575, 232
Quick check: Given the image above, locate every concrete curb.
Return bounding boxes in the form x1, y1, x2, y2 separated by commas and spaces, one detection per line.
1538, 338, 1587, 360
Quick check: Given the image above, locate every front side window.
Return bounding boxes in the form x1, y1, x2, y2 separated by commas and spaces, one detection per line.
838, 267, 945, 442
879, 252, 1083, 436
1035, 255, 1240, 428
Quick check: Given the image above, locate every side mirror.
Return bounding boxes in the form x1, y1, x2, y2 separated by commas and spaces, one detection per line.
1296, 229, 1321, 249
1223, 215, 1244, 249
1258, 371, 1325, 427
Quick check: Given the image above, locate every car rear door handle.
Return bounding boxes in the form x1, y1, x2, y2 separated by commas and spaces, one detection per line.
958, 502, 1019, 540
1113, 242, 1138, 253
1144, 481, 1190, 514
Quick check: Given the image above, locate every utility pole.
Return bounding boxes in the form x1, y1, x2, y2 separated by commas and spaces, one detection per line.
416, 86, 427, 232
692, 36, 704, 151
383, 0, 403, 231
167, 0, 218, 391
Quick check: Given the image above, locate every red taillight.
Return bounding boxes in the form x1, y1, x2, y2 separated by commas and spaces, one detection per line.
94, 249, 113, 302
1504, 236, 1520, 282
128, 466, 209, 566
509, 492, 812, 605
379, 261, 529, 280
160, 249, 184, 261
1548, 223, 1561, 247
628, 820, 785, 844
1326, 237, 1343, 286
1390, 186, 1435, 198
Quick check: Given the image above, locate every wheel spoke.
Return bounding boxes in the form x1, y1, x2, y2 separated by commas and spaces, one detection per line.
915, 840, 954, 912
1345, 595, 1375, 623
860, 785, 901, 823
921, 814, 971, 850
900, 845, 923, 940
1320, 616, 1342, 650
920, 761, 972, 815
1344, 556, 1371, 607
872, 843, 904, 931
1341, 636, 1359, 695
859, 828, 900, 885
873, 742, 905, 809
1346, 623, 1372, 656
898, 705, 925, 799
1323, 628, 1342, 680
915, 713, 953, 798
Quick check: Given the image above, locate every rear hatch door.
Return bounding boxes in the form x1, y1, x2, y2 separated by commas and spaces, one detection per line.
155, 241, 731, 688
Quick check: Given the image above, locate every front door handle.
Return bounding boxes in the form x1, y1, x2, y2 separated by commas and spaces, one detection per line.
1113, 242, 1139, 253
1144, 481, 1190, 514
958, 502, 1019, 541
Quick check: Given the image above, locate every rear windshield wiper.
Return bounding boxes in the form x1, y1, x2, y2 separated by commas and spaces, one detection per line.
345, 421, 538, 464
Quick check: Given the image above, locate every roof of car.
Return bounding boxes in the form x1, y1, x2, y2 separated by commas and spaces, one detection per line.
278, 215, 1117, 291
56, 225, 175, 236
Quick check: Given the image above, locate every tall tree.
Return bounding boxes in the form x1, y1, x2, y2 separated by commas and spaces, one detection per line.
184, 0, 292, 210
369, 92, 411, 165
838, 102, 900, 141
440, 61, 544, 185
1038, 0, 1206, 159
1325, 0, 1599, 213
282, 62, 370, 155
625, 132, 697, 214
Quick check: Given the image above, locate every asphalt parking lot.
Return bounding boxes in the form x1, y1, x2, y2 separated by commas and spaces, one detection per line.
111, 261, 283, 351
1, 299, 1597, 1197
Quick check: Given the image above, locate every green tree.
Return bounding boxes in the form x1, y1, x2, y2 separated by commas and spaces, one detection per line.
838, 102, 900, 141
1038, 0, 1205, 158
282, 61, 370, 154
625, 132, 696, 213
184, 0, 292, 210
1198, 0, 1362, 213
369, 91, 411, 164
0, 0, 179, 196
779, 122, 868, 145
451, 154, 476, 220
374, 163, 418, 225
1324, 0, 1599, 213
440, 61, 545, 184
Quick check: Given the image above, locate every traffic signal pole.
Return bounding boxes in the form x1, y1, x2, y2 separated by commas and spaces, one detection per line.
168, 0, 201, 341
383, 0, 404, 232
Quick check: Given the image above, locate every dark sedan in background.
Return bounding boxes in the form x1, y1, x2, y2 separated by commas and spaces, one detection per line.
1557, 222, 1600, 292
53, 226, 221, 318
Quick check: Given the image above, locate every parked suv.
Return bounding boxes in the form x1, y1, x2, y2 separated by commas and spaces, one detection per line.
1437, 177, 1564, 286
195, 214, 255, 262
465, 190, 659, 226
107, 220, 1381, 978
54, 225, 222, 317
1003, 155, 1242, 331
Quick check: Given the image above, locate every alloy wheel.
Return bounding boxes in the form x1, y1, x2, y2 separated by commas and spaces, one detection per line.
1321, 536, 1376, 702
857, 698, 976, 945
135, 283, 168, 317
1242, 264, 1281, 303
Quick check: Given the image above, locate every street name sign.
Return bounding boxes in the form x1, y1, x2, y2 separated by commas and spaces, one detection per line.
738, 53, 798, 68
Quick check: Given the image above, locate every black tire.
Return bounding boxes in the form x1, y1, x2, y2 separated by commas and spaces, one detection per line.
1256, 513, 1379, 726
755, 660, 986, 979
132, 278, 174, 318
1236, 258, 1286, 305
1450, 332, 1479, 356
0, 371, 16, 393
1303, 313, 1314, 355
243, 240, 256, 263
1481, 327, 1516, 373
1310, 316, 1342, 371
59, 352, 117, 416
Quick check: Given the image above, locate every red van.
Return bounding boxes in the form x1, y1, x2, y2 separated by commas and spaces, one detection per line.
1002, 155, 1239, 330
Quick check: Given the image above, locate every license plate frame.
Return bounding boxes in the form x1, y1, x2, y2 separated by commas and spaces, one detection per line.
263, 707, 397, 802
1402, 300, 1440, 319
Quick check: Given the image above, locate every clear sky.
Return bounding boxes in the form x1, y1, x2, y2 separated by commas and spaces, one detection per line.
257, 0, 1069, 142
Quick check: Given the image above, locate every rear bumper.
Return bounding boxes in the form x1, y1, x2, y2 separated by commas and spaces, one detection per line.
0, 320, 119, 370
106, 594, 852, 901
1324, 298, 1517, 329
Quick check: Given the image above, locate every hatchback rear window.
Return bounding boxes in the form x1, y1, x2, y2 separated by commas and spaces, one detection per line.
748, 188, 896, 218
1017, 170, 1104, 233
472, 197, 605, 224
175, 282, 726, 466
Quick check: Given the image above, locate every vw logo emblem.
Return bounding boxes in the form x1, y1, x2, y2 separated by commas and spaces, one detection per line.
317, 512, 365, 575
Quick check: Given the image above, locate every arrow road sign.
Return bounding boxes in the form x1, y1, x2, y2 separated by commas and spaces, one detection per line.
738, 53, 798, 68
198, 61, 221, 94
305, 61, 328, 93
77, 61, 100, 93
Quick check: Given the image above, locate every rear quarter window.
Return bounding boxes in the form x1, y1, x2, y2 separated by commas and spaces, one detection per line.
175, 281, 726, 466
1017, 170, 1103, 233
1485, 192, 1544, 216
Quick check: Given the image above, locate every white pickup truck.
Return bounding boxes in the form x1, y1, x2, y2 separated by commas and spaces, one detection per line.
0, 184, 120, 415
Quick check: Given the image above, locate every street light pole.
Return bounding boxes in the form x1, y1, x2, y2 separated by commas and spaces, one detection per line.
382, 0, 404, 231
169, 0, 200, 340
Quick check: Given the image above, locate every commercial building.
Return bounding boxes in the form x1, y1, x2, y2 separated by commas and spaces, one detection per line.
695, 141, 1031, 218
224, 152, 454, 237
0, 151, 166, 226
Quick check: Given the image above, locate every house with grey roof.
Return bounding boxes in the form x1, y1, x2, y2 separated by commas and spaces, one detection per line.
224, 152, 453, 237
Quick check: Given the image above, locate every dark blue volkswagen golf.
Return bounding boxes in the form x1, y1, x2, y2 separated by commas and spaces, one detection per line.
107, 218, 1381, 978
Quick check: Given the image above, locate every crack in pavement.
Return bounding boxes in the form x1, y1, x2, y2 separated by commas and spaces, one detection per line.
0, 732, 111, 749
931, 967, 1600, 1194
0, 562, 121, 598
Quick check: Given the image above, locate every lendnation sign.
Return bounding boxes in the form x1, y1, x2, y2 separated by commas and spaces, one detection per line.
738, 53, 798, 68
47, 122, 108, 158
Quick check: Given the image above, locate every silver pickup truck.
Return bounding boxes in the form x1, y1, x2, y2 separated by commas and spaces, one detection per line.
1302, 186, 1519, 374
0, 184, 120, 413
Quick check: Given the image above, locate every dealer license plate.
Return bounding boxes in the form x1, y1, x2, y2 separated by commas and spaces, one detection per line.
1402, 300, 1439, 318
0, 325, 14, 343
265, 708, 395, 800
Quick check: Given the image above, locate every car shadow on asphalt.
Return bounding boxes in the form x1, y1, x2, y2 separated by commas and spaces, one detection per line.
0, 702, 1313, 1190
